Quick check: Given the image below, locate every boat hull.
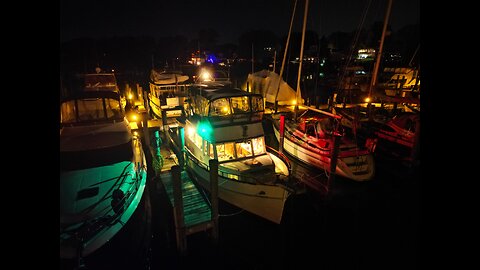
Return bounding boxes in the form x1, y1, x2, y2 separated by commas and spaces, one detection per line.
185, 155, 290, 224
60, 137, 147, 259
273, 121, 374, 181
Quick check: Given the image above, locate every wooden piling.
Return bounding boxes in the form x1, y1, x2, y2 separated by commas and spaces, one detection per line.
209, 159, 219, 244
171, 165, 187, 255
178, 126, 185, 168
327, 132, 342, 190
161, 109, 170, 142
142, 112, 150, 147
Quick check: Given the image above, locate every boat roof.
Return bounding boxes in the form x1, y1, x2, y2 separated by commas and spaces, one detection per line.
189, 85, 262, 101
61, 90, 121, 103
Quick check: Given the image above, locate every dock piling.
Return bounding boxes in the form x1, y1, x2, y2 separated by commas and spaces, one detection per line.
171, 165, 187, 255
327, 132, 342, 192
209, 159, 219, 244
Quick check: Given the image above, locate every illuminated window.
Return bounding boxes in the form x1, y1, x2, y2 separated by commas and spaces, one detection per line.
194, 133, 203, 149
209, 143, 215, 159
202, 140, 208, 156
216, 142, 235, 161
105, 98, 122, 119
77, 98, 105, 121
236, 140, 253, 158
230, 96, 250, 114
210, 98, 231, 116
251, 137, 266, 155
60, 101, 77, 123
251, 96, 264, 112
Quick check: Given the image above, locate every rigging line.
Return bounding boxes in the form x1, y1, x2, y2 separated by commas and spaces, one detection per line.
80, 162, 133, 215
274, 0, 298, 105
336, 0, 373, 97
408, 44, 420, 67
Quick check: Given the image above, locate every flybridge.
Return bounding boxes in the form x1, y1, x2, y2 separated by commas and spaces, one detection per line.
84, 73, 119, 93
186, 85, 265, 123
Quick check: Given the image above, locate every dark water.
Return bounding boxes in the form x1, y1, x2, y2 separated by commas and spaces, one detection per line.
61, 118, 420, 270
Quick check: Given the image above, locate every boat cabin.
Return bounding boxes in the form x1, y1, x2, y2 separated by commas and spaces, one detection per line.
297, 116, 335, 139
187, 85, 264, 125
60, 91, 124, 126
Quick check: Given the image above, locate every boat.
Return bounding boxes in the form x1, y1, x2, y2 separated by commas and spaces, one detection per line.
360, 111, 419, 158
60, 81, 148, 260
148, 68, 190, 125
83, 70, 127, 109
272, 108, 375, 181
182, 83, 293, 224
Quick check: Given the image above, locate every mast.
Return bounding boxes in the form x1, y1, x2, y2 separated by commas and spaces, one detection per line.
294, 0, 309, 119
367, 0, 393, 119
274, 0, 298, 112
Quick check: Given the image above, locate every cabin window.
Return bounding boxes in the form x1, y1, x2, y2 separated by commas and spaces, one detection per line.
203, 140, 209, 156
230, 96, 250, 114
251, 137, 266, 155
236, 140, 253, 158
209, 143, 215, 159
105, 98, 122, 119
192, 96, 209, 116
251, 96, 264, 112
194, 133, 203, 149
216, 142, 235, 161
210, 98, 231, 116
77, 98, 105, 121
60, 101, 77, 123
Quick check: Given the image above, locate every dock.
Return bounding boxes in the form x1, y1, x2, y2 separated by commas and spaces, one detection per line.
141, 110, 218, 255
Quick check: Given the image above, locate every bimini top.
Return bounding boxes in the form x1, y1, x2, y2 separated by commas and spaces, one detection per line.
189, 84, 262, 101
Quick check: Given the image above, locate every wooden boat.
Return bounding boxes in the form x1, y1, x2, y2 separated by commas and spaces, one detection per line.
182, 84, 293, 224
272, 108, 375, 181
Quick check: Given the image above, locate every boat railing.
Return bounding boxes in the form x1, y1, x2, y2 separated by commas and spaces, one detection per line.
266, 145, 291, 175
149, 83, 191, 93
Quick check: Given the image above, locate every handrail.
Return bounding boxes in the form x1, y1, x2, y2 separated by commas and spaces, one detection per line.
266, 145, 291, 174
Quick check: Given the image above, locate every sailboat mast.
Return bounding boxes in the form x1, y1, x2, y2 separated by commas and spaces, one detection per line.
274, 0, 298, 110
295, 0, 309, 117
368, 0, 393, 99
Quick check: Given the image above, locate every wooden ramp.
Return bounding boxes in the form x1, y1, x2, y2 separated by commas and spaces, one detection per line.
159, 170, 213, 229
157, 164, 219, 255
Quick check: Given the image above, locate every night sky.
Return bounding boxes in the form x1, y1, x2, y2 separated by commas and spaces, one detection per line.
61, 0, 419, 44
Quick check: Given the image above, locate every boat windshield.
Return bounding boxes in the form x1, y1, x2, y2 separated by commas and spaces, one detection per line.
61, 97, 123, 124
61, 140, 133, 170
209, 95, 263, 117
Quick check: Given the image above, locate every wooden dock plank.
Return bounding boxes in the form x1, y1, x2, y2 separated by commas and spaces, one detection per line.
158, 170, 212, 227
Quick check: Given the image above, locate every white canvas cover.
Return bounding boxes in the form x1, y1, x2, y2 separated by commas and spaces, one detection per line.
244, 70, 301, 105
